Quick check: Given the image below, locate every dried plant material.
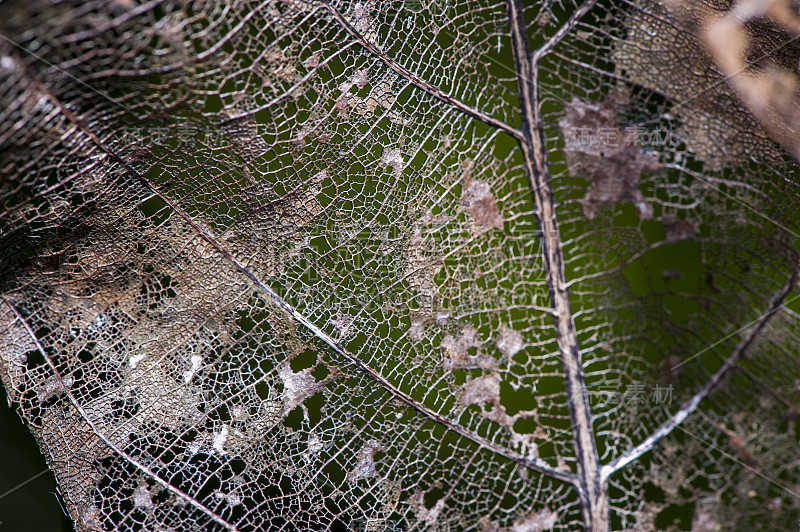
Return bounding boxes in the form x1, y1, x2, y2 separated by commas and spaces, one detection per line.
345, 1, 379, 44
221, 114, 270, 163
213, 489, 243, 507
408, 319, 426, 340
441, 326, 496, 370
662, 354, 686, 383
461, 177, 504, 231
459, 372, 542, 460
348, 440, 385, 481
403, 224, 443, 304
615, 0, 788, 167
133, 482, 155, 512
460, 373, 501, 407
125, 357, 202, 430
331, 311, 356, 338
278, 365, 323, 416
3, 0, 800, 531
337, 73, 407, 125
702, 0, 800, 161
495, 325, 524, 359
511, 508, 559, 532
691, 499, 723, 532
559, 98, 659, 219
0, 302, 32, 404
717, 423, 759, 468
381, 148, 405, 176
412, 491, 446, 527
36, 375, 74, 401
662, 217, 698, 243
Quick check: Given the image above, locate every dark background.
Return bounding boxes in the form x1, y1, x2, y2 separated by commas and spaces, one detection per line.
0, 386, 73, 531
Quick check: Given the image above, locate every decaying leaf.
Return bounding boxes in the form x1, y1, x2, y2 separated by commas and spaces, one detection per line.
701, 0, 800, 161
441, 326, 496, 370
512, 508, 559, 532
2, 1, 800, 531
559, 98, 660, 219
462, 177, 505, 231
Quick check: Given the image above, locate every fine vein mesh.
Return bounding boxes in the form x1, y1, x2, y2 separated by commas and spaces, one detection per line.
1, 0, 800, 531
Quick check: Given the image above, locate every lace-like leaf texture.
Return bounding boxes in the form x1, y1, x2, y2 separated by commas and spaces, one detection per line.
1, 0, 800, 530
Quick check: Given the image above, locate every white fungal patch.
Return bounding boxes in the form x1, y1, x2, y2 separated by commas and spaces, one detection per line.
510, 432, 539, 460
413, 492, 446, 526
441, 326, 495, 370
511, 508, 559, 532
213, 424, 229, 455
381, 148, 405, 176
302, 53, 320, 70
214, 490, 242, 507
36, 376, 74, 402
125, 357, 201, 429
77, 504, 102, 529
0, 304, 34, 404
129, 353, 147, 368
346, 2, 379, 44
347, 440, 385, 481
133, 484, 154, 511
279, 365, 322, 415
331, 312, 355, 338
495, 325, 524, 359
308, 432, 324, 454
182, 354, 203, 383
88, 313, 109, 332
305, 431, 326, 462
461, 178, 504, 231
460, 373, 501, 408
231, 404, 247, 420
187, 432, 210, 456
338, 69, 369, 94
408, 320, 426, 341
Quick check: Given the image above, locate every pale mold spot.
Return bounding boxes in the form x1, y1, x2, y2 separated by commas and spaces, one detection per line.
213, 424, 229, 455
77, 504, 102, 529
90, 313, 108, 331
347, 440, 385, 481
412, 491, 446, 526
182, 354, 203, 383
495, 325, 524, 359
408, 320, 426, 341
279, 364, 323, 416
461, 178, 504, 231
187, 434, 208, 456
129, 353, 147, 369
231, 404, 247, 420
133, 483, 154, 511
381, 148, 405, 176
302, 53, 319, 70
36, 376, 74, 402
512, 508, 559, 532
331, 312, 355, 338
441, 326, 495, 370
510, 432, 539, 460
305, 431, 326, 462
214, 490, 242, 507
460, 373, 500, 408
